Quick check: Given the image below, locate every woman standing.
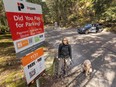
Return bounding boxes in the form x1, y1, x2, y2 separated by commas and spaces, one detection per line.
58, 37, 72, 77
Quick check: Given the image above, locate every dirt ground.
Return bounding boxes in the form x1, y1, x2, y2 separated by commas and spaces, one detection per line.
43, 27, 116, 87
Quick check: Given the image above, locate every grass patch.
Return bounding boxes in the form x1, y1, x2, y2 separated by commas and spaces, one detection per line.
0, 68, 4, 72
0, 36, 2, 39
0, 70, 27, 87
0, 33, 55, 87
46, 64, 54, 76
45, 54, 54, 76
0, 34, 11, 39
5, 72, 15, 83
106, 26, 116, 33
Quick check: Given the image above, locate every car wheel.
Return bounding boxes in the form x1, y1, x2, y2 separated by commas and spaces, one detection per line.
96, 29, 99, 33
85, 30, 89, 34
96, 30, 98, 33
77, 31, 80, 34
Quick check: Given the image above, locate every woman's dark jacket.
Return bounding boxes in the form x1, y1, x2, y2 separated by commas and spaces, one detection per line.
58, 43, 72, 59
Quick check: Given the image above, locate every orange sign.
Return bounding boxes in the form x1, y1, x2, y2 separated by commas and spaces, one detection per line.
17, 39, 29, 49
21, 48, 44, 66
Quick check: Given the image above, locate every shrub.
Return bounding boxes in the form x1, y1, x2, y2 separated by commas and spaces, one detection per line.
0, 25, 8, 34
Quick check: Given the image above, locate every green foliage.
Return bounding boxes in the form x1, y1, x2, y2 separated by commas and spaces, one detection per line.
106, 26, 116, 33
102, 1, 116, 21
0, 25, 8, 34
45, 0, 77, 26
45, 0, 115, 26
0, 0, 116, 29
93, 0, 115, 20
0, 0, 8, 34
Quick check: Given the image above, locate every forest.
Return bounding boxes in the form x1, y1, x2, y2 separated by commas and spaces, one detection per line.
0, 0, 116, 33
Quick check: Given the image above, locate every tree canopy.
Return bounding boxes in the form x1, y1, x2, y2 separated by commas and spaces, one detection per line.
0, 0, 116, 30
44, 0, 116, 26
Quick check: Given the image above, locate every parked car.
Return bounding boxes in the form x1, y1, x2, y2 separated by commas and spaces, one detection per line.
77, 23, 102, 34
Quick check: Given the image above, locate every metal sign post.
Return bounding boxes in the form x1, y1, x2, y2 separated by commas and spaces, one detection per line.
3, 0, 45, 86
36, 79, 40, 87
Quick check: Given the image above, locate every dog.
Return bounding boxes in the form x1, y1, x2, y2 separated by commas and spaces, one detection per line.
82, 59, 92, 76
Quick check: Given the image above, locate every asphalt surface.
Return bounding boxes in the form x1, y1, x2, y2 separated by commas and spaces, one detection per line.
45, 27, 116, 87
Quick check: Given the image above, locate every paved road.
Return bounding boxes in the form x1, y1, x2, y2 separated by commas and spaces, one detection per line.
45, 27, 116, 87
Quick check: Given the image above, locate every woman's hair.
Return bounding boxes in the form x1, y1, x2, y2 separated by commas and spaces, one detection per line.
62, 37, 69, 44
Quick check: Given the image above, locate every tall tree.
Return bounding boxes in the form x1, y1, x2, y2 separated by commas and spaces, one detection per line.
93, 0, 113, 20
0, 0, 6, 26
46, 0, 76, 26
